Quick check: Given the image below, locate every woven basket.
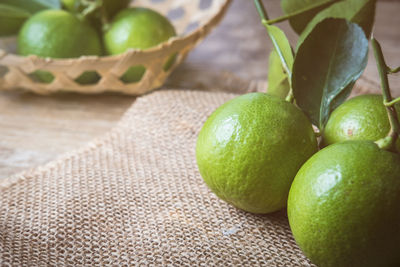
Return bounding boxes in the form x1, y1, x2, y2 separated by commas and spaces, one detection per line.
0, 0, 231, 95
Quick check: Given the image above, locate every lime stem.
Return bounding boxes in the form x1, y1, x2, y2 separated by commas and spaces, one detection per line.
81, 0, 102, 19
260, 19, 292, 81
285, 90, 295, 103
100, 0, 110, 31
388, 66, 400, 74
372, 37, 400, 151
254, 0, 269, 20
384, 97, 400, 107
265, 0, 334, 25
254, 0, 295, 103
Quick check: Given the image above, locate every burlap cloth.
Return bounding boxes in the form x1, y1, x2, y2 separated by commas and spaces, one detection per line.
6, 84, 384, 266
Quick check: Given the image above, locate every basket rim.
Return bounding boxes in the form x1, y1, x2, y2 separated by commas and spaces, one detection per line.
0, 0, 232, 64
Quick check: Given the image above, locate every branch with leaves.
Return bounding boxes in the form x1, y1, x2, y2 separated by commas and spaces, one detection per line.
254, 0, 373, 130
254, 0, 295, 102
372, 37, 400, 150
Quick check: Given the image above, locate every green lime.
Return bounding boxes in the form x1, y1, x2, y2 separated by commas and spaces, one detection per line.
322, 94, 400, 151
196, 93, 318, 214
288, 140, 400, 267
61, 0, 76, 11
103, 7, 176, 83
17, 9, 102, 84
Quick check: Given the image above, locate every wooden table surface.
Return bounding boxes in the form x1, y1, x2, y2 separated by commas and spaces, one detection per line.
1, 0, 399, 179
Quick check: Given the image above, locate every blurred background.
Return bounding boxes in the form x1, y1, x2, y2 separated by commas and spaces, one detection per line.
0, 0, 399, 178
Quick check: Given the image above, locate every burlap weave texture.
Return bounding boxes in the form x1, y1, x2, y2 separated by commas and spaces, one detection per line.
0, 90, 314, 266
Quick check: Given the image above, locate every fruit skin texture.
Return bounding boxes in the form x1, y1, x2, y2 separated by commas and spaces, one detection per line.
288, 140, 400, 267
196, 93, 318, 214
104, 7, 176, 83
322, 94, 400, 151
17, 9, 102, 83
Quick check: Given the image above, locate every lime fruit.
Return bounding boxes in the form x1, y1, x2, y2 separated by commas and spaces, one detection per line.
196, 93, 318, 214
17, 9, 102, 84
322, 94, 400, 151
103, 7, 176, 83
61, 0, 76, 11
288, 140, 400, 267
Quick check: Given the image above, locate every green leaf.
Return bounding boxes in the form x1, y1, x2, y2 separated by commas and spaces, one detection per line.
292, 18, 368, 129
0, 0, 60, 36
263, 23, 294, 79
0, 3, 31, 36
267, 50, 290, 98
30, 0, 61, 9
0, 0, 61, 13
0, 4, 31, 18
281, 0, 337, 34
297, 0, 376, 50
